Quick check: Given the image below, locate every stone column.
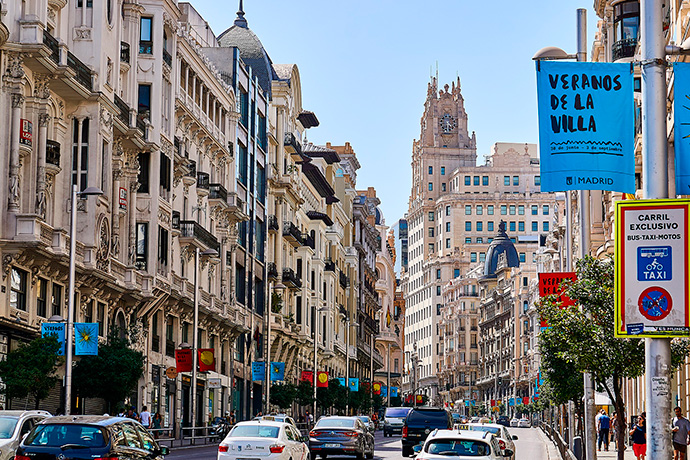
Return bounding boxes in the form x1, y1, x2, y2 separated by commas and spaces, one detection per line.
36, 113, 50, 218
129, 180, 138, 266
8, 93, 24, 212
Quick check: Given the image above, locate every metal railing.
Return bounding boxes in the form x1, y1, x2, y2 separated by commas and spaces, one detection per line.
114, 95, 130, 126
43, 30, 60, 64
612, 37, 638, 61
197, 172, 210, 190
185, 160, 197, 178
282, 267, 302, 288
339, 271, 349, 289
180, 220, 220, 253
267, 215, 279, 232
540, 422, 578, 460
209, 183, 227, 201
67, 51, 92, 91
163, 48, 172, 67
46, 140, 60, 167
325, 259, 336, 272
120, 42, 131, 64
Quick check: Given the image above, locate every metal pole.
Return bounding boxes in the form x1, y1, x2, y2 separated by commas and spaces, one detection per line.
266, 282, 272, 414
387, 342, 391, 408
313, 308, 317, 421
641, 1, 672, 459
191, 247, 199, 429
370, 332, 374, 406
345, 319, 350, 414
65, 184, 77, 416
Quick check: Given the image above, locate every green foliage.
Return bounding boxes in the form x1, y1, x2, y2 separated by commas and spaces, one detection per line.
72, 328, 144, 413
271, 292, 283, 313
0, 335, 61, 409
295, 381, 315, 406
330, 380, 349, 413
270, 383, 296, 409
390, 396, 402, 407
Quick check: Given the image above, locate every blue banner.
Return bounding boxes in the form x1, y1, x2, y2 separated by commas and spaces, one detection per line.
336, 378, 346, 387
252, 361, 265, 381
41, 322, 65, 356
674, 63, 690, 193
74, 323, 98, 355
381, 386, 388, 397
349, 378, 359, 392
391, 387, 398, 397
508, 398, 515, 407
536, 61, 635, 193
270, 362, 285, 381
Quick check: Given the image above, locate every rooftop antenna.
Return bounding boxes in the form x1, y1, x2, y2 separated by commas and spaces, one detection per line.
234, 0, 248, 28
435, 61, 439, 84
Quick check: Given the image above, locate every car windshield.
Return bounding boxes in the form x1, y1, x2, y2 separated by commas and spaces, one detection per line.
315, 418, 356, 428
385, 408, 411, 418
228, 425, 279, 438
0, 417, 18, 439
25, 425, 107, 447
407, 410, 448, 423
426, 439, 491, 456
357, 417, 370, 423
469, 426, 500, 435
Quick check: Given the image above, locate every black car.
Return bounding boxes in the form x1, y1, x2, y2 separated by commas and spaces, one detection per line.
309, 416, 374, 460
496, 415, 511, 427
15, 416, 168, 460
401, 407, 452, 457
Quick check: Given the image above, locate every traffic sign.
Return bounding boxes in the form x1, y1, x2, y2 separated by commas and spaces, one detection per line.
615, 199, 690, 337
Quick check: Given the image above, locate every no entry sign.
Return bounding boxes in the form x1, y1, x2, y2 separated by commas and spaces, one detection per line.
615, 199, 690, 337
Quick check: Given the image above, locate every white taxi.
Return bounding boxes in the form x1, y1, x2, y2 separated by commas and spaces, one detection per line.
455, 423, 517, 460
218, 421, 309, 460
414, 429, 511, 460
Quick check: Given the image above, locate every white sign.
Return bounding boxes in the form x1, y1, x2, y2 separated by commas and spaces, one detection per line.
208, 378, 221, 389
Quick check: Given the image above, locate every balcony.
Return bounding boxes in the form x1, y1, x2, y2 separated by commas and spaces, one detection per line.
120, 42, 131, 64
163, 48, 172, 67
302, 233, 315, 250
209, 183, 226, 202
46, 140, 60, 168
179, 220, 220, 253
67, 51, 92, 91
136, 114, 147, 139
267, 262, 278, 280
227, 193, 248, 222
282, 267, 302, 289
612, 38, 637, 62
267, 215, 279, 232
339, 271, 349, 289
283, 132, 302, 157
152, 335, 160, 353
43, 30, 60, 65
114, 95, 131, 127
283, 221, 303, 246
172, 211, 180, 231
325, 258, 336, 272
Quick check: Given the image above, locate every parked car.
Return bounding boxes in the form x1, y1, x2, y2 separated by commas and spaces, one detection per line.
356, 416, 375, 433
517, 418, 531, 428
414, 429, 511, 460
219, 420, 308, 460
16, 416, 168, 460
401, 407, 453, 457
309, 416, 374, 459
509, 418, 519, 428
0, 410, 52, 460
382, 407, 411, 437
496, 416, 510, 427
461, 423, 517, 460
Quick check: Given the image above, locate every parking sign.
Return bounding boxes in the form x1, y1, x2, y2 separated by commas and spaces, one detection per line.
615, 199, 690, 337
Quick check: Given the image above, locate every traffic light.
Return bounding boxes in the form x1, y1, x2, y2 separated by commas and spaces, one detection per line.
498, 376, 503, 385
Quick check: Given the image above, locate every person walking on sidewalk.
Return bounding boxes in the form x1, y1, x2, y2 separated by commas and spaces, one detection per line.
630, 415, 646, 460
673, 407, 690, 460
597, 409, 611, 451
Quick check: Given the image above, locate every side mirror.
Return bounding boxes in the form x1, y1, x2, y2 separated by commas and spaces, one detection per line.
512, 435, 518, 440
412, 445, 423, 453
503, 449, 514, 457
159, 446, 169, 456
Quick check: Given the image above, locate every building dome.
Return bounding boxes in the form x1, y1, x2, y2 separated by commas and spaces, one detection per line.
217, 1, 277, 98
483, 221, 519, 278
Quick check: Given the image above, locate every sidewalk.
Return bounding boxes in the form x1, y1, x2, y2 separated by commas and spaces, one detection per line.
537, 427, 561, 460
596, 447, 636, 460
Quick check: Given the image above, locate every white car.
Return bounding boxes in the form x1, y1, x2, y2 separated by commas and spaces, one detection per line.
218, 421, 309, 460
509, 418, 519, 428
517, 418, 531, 428
414, 429, 511, 460
0, 410, 52, 460
459, 423, 517, 460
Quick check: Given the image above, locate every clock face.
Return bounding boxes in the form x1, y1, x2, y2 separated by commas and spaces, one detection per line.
439, 113, 457, 133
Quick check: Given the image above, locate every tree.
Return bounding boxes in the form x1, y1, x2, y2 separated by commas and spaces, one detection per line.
538, 255, 690, 460
72, 328, 145, 413
0, 335, 61, 409
295, 381, 314, 407
270, 383, 296, 410
330, 380, 348, 413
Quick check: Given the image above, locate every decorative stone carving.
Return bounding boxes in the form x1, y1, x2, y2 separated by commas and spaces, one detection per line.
100, 105, 113, 129
34, 76, 52, 99
5, 54, 25, 79
2, 254, 15, 281
11, 93, 25, 109
96, 215, 111, 272
74, 28, 92, 40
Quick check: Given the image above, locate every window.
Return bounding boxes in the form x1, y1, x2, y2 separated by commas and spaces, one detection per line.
465, 205, 472, 215
158, 226, 169, 273
464, 176, 471, 186
470, 252, 477, 263
441, 183, 446, 192
454, 268, 460, 278
429, 243, 434, 253
532, 221, 538, 231
160, 153, 171, 198
518, 205, 525, 215
509, 221, 516, 232
139, 17, 153, 54
446, 222, 451, 232
37, 278, 48, 318
476, 222, 483, 231
429, 227, 434, 237
613, 1, 640, 48
535, 175, 541, 186
543, 221, 550, 232
543, 205, 550, 215
476, 237, 483, 243
428, 182, 433, 191
436, 286, 441, 295
513, 176, 519, 186
10, 268, 28, 311
504, 176, 510, 186
97, 302, 105, 336
138, 83, 151, 122
479, 252, 486, 263
531, 205, 538, 215
428, 166, 433, 174
446, 238, 451, 248
239, 89, 249, 128
473, 176, 479, 186
520, 253, 526, 263
465, 222, 471, 231
488, 221, 494, 232
465, 237, 472, 244
476, 205, 483, 215
441, 166, 445, 175
487, 205, 494, 215
137, 152, 150, 193
445, 205, 450, 216
509, 205, 516, 215
135, 223, 148, 270
519, 221, 525, 232
436, 269, 441, 280
500, 205, 507, 215
429, 212, 434, 221
71, 118, 89, 191
482, 176, 489, 186
52, 284, 62, 317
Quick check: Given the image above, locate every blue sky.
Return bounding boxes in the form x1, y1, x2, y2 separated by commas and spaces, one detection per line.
191, 0, 600, 223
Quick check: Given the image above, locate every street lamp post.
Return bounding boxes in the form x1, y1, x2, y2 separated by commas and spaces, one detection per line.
313, 306, 329, 420
65, 184, 103, 416
265, 282, 285, 414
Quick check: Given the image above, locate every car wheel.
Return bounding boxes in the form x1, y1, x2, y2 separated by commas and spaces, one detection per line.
356, 452, 364, 460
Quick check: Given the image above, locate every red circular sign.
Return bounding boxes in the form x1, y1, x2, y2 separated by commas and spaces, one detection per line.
638, 286, 673, 321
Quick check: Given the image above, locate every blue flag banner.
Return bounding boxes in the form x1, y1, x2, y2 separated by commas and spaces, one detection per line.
336, 378, 346, 387
536, 61, 635, 193
270, 362, 285, 381
252, 361, 265, 381
391, 387, 398, 397
74, 323, 98, 355
381, 386, 388, 397
674, 63, 690, 194
509, 398, 515, 407
41, 322, 65, 356
349, 378, 359, 392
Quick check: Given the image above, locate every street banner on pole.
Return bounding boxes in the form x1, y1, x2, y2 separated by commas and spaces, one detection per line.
41, 322, 65, 356
373, 382, 381, 395
301, 371, 313, 384
270, 362, 285, 381
381, 386, 388, 397
349, 378, 359, 392
198, 348, 215, 372
175, 349, 193, 372
391, 387, 398, 397
614, 199, 690, 337
74, 323, 98, 355
673, 63, 690, 195
252, 361, 265, 381
536, 61, 635, 193
317, 372, 329, 387
336, 377, 346, 387
538, 272, 577, 328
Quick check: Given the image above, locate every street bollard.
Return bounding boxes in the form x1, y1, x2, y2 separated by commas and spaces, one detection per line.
573, 436, 583, 460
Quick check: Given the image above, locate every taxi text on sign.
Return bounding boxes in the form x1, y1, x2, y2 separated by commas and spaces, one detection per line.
535, 61, 635, 193
614, 199, 690, 337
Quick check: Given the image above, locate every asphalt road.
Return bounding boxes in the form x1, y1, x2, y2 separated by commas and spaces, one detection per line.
166, 427, 550, 460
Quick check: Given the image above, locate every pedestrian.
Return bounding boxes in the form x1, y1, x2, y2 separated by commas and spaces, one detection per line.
630, 415, 646, 460
611, 411, 618, 450
597, 409, 611, 451
140, 405, 151, 428
672, 406, 690, 460
126, 406, 140, 422
231, 410, 237, 425
152, 412, 162, 438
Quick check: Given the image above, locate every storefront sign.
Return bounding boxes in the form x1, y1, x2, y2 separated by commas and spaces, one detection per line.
118, 187, 127, 209
20, 119, 32, 147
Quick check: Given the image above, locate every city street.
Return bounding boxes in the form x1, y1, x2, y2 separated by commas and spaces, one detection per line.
167, 427, 551, 460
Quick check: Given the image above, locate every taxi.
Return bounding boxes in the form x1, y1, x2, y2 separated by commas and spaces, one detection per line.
413, 429, 511, 460
218, 420, 309, 460
452, 423, 517, 460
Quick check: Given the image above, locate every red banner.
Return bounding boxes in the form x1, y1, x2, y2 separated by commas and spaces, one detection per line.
490, 399, 496, 407
317, 371, 329, 387
415, 394, 423, 404
175, 349, 193, 372
198, 348, 215, 372
538, 272, 577, 327
522, 396, 530, 405
301, 371, 313, 383
20, 119, 32, 147
373, 382, 381, 395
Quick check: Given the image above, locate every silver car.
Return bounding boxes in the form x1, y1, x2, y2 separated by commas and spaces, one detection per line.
0, 410, 52, 460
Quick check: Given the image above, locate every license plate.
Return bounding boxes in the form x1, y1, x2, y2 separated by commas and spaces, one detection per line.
324, 443, 340, 448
